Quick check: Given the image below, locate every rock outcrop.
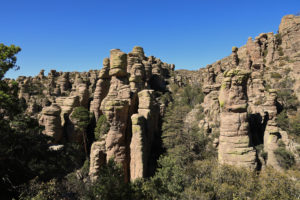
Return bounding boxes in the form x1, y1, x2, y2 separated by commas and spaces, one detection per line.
130, 114, 146, 180
88, 47, 174, 182
89, 140, 106, 182
39, 104, 63, 143
90, 58, 111, 121
218, 69, 256, 168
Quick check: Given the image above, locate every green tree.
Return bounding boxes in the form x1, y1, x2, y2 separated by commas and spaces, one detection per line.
0, 44, 85, 199
142, 156, 185, 200
71, 107, 91, 157
89, 159, 131, 200
0, 43, 21, 80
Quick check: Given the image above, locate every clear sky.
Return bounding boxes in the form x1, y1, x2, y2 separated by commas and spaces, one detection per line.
2, 0, 300, 78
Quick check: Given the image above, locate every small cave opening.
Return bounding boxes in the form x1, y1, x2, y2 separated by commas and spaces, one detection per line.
249, 112, 269, 146
249, 112, 269, 170
276, 101, 284, 114
149, 75, 167, 92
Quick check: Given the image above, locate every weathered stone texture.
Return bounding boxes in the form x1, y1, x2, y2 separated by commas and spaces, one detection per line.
39, 104, 63, 143
218, 69, 257, 168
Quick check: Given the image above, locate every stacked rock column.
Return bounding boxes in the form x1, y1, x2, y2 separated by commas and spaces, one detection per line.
218, 69, 257, 169
100, 49, 131, 181
90, 58, 111, 121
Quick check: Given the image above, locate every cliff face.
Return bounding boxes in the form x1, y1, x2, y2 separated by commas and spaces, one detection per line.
12, 14, 300, 181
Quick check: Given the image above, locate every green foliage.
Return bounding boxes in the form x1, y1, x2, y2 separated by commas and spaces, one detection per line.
263, 49, 268, 57
277, 80, 299, 111
274, 147, 295, 169
284, 67, 292, 75
184, 160, 258, 200
24, 81, 45, 96
141, 156, 185, 200
159, 91, 172, 105
0, 43, 21, 80
89, 159, 132, 200
1, 128, 85, 199
196, 105, 205, 121
276, 76, 300, 142
256, 168, 300, 200
0, 45, 86, 198
282, 55, 295, 63
94, 115, 110, 140
181, 84, 204, 107
161, 84, 213, 163
278, 46, 284, 56
276, 111, 289, 131
71, 106, 91, 132
142, 82, 216, 199
256, 144, 268, 162
71, 106, 91, 157
11, 113, 42, 134
140, 159, 300, 200
270, 72, 282, 79
275, 33, 282, 45
0, 68, 23, 123
19, 178, 65, 200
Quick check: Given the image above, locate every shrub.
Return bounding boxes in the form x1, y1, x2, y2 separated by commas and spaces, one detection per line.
183, 160, 257, 200
159, 91, 172, 105
275, 34, 282, 45
277, 88, 299, 110
261, 151, 268, 161
90, 159, 132, 200
263, 49, 268, 57
270, 72, 282, 79
274, 147, 295, 169
256, 168, 300, 199
278, 47, 284, 56
284, 67, 291, 75
94, 115, 110, 140
71, 107, 90, 132
19, 178, 64, 200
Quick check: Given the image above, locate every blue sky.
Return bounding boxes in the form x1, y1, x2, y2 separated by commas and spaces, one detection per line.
2, 0, 300, 78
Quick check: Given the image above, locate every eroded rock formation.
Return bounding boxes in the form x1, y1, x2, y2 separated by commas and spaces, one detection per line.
218, 69, 256, 168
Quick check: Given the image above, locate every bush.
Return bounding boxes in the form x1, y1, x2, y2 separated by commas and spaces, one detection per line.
183, 160, 257, 200
275, 33, 282, 45
277, 88, 299, 111
94, 115, 110, 140
263, 49, 268, 57
90, 159, 132, 200
256, 168, 300, 200
71, 107, 90, 132
270, 72, 282, 79
278, 47, 284, 56
274, 147, 295, 169
142, 156, 185, 200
